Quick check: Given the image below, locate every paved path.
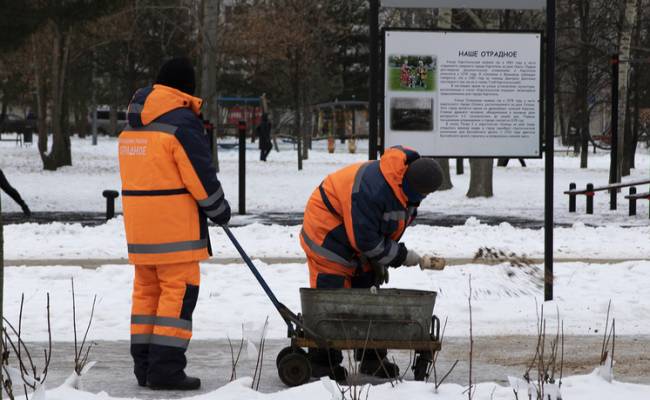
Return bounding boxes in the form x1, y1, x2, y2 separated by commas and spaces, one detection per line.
3, 210, 578, 229
16, 336, 650, 399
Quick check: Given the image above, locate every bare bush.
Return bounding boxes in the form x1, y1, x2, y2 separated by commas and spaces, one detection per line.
2, 293, 52, 400
71, 278, 97, 376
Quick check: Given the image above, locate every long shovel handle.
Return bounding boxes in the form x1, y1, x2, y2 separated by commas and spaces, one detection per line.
221, 225, 329, 345
221, 225, 284, 311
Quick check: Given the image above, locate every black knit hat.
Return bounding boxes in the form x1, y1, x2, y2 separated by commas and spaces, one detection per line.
155, 57, 196, 95
404, 158, 443, 195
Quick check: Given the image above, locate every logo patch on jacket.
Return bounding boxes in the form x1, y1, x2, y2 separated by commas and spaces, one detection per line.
120, 138, 149, 156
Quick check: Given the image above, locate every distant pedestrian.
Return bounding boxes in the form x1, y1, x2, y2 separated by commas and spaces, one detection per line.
0, 168, 31, 217
257, 113, 273, 161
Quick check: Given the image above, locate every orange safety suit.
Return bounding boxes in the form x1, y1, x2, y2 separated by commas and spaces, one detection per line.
118, 84, 230, 385
300, 146, 423, 289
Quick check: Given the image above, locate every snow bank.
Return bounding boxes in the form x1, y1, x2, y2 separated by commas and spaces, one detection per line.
41, 373, 650, 400
4, 261, 649, 342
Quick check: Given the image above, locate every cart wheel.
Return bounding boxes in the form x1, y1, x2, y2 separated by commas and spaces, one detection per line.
278, 352, 312, 387
276, 346, 306, 368
412, 355, 431, 381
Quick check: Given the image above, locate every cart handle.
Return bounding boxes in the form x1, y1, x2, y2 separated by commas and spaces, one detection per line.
221, 225, 328, 346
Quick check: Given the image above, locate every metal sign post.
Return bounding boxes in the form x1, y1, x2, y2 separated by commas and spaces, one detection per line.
544, 0, 556, 301
238, 120, 247, 215
371, 0, 556, 301
368, 0, 380, 160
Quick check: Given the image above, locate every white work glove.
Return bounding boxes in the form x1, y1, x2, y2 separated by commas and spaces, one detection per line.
403, 249, 421, 267
420, 255, 446, 271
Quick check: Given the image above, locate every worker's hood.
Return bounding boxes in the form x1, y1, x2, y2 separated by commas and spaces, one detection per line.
126, 84, 202, 128
379, 146, 422, 206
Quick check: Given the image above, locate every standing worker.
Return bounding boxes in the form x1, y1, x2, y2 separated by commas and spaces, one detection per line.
0, 168, 31, 217
257, 113, 273, 161
300, 146, 445, 380
118, 57, 231, 391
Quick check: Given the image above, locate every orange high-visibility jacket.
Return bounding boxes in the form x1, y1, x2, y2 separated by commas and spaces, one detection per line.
300, 146, 422, 278
118, 84, 229, 265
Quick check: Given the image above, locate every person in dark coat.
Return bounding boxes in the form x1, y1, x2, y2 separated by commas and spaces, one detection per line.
257, 113, 273, 161
0, 168, 31, 217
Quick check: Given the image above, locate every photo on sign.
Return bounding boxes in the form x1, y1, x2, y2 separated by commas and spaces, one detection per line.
388, 54, 436, 91
390, 97, 434, 131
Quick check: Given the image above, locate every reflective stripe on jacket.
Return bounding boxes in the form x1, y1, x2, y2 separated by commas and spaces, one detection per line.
300, 146, 421, 276
119, 84, 228, 265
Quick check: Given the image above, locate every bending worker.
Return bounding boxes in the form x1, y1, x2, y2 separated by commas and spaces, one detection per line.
300, 146, 444, 380
118, 57, 230, 391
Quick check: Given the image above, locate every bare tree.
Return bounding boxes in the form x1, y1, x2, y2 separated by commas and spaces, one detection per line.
618, 0, 639, 177
201, 0, 221, 171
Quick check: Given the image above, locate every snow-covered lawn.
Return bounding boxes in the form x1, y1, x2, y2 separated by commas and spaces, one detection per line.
4, 260, 649, 342
2, 136, 649, 224
4, 217, 649, 261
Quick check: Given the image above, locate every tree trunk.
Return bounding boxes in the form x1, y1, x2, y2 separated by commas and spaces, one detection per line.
576, 1, 590, 169
580, 126, 589, 168
467, 159, 494, 198
616, 0, 638, 180
622, 0, 642, 175
434, 8, 453, 190
43, 25, 72, 170
301, 86, 309, 160
201, 0, 220, 171
32, 36, 49, 157
291, 50, 303, 170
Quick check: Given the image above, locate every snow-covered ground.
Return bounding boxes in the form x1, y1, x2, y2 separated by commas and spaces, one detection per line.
3, 137, 650, 399
2, 136, 649, 224
41, 373, 650, 400
4, 260, 649, 342
4, 217, 650, 261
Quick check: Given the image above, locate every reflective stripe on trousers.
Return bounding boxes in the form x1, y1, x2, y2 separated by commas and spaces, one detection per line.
130, 333, 190, 349
300, 228, 357, 268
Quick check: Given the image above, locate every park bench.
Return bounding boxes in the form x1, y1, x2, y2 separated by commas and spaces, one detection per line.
625, 187, 650, 218
564, 178, 650, 214
0, 132, 23, 145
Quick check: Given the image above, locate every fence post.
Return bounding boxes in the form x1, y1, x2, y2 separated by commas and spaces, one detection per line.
586, 183, 594, 215
629, 187, 637, 216
102, 190, 119, 220
609, 187, 617, 210
569, 182, 576, 212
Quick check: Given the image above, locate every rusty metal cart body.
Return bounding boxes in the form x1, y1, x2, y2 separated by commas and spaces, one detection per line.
222, 226, 441, 387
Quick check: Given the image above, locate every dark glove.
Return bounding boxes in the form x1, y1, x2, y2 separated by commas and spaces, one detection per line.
370, 260, 389, 286
208, 200, 231, 225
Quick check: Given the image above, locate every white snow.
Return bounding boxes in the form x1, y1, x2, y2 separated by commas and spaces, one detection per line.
4, 217, 649, 261
35, 373, 650, 400
2, 136, 650, 224
3, 136, 650, 399
3, 260, 649, 342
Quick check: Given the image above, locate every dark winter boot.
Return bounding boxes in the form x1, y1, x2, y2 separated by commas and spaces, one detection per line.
359, 358, 400, 378
148, 375, 201, 391
311, 363, 348, 381
308, 348, 348, 381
